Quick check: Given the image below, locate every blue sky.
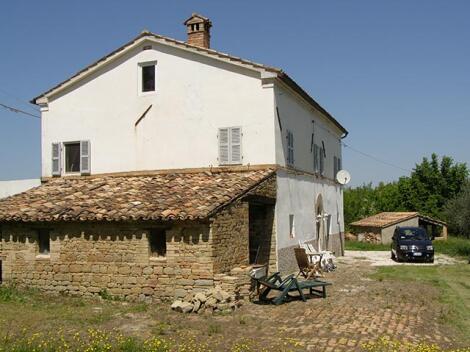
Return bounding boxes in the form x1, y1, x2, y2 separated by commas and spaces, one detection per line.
1, 1, 469, 185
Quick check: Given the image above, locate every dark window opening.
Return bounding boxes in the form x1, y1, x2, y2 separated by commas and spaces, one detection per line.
142, 65, 155, 92
65, 143, 80, 173
38, 229, 50, 255
149, 229, 166, 257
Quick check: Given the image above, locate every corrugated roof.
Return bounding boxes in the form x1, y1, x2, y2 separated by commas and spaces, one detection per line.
0, 168, 275, 223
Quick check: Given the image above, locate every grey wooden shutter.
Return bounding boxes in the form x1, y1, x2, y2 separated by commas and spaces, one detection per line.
80, 140, 91, 174
334, 156, 338, 176
290, 131, 294, 164
218, 128, 229, 165
320, 147, 325, 175
51, 142, 61, 176
230, 127, 242, 164
314, 144, 319, 172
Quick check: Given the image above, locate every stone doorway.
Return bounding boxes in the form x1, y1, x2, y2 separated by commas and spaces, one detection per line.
248, 203, 275, 267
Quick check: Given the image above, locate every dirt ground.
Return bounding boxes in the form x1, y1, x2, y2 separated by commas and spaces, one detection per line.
1, 257, 467, 351
342, 250, 462, 266
100, 259, 466, 351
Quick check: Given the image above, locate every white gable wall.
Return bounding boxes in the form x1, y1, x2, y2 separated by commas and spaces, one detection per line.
41, 41, 276, 177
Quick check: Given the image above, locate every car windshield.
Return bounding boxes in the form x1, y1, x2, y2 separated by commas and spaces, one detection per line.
398, 228, 428, 240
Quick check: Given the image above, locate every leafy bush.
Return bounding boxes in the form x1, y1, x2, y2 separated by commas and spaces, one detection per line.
0, 284, 25, 303
444, 182, 470, 239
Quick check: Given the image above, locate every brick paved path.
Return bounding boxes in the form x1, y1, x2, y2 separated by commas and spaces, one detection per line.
234, 260, 457, 351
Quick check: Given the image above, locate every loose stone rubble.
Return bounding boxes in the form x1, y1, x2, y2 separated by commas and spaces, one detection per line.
171, 286, 242, 314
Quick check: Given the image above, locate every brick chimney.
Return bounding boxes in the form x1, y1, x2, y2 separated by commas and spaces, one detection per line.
184, 13, 212, 48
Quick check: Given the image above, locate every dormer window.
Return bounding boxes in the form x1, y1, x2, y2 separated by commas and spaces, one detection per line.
139, 61, 157, 94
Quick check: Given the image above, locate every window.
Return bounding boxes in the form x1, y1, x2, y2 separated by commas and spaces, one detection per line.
149, 229, 166, 257
314, 144, 320, 172
37, 229, 50, 255
289, 214, 295, 238
65, 142, 80, 173
286, 130, 294, 166
319, 146, 325, 175
334, 156, 342, 177
142, 65, 155, 92
218, 127, 242, 165
53, 141, 91, 176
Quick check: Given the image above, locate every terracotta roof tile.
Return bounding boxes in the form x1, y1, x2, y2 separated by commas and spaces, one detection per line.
350, 212, 419, 228
0, 169, 275, 223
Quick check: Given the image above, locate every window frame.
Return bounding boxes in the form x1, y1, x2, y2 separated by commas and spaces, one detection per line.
148, 229, 167, 259
63, 141, 81, 175
138, 60, 158, 96
37, 229, 51, 257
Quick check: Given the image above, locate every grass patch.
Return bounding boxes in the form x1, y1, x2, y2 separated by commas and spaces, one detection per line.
371, 265, 470, 344
433, 237, 470, 258
345, 240, 389, 251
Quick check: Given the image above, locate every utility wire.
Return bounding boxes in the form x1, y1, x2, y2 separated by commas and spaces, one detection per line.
0, 102, 40, 119
342, 141, 411, 173
0, 88, 39, 112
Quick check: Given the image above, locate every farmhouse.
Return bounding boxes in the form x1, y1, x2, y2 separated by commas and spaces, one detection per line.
350, 212, 447, 244
0, 14, 348, 300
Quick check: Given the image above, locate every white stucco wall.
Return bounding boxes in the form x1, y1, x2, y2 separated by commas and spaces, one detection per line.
41, 40, 276, 177
0, 179, 41, 199
274, 83, 343, 180
275, 169, 344, 250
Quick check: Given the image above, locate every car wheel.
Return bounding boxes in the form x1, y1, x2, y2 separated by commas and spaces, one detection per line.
428, 258, 434, 264
391, 251, 396, 260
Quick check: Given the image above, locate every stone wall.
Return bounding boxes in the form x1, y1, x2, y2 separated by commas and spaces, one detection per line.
0, 222, 214, 301
211, 201, 249, 274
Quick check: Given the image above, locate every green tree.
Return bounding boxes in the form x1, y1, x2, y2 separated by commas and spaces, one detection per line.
344, 154, 468, 230
444, 182, 470, 238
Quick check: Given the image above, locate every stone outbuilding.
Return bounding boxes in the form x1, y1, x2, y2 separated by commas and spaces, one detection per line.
350, 212, 447, 244
0, 168, 277, 301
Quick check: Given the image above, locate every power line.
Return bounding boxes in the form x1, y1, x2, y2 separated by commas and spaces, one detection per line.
342, 141, 411, 173
0, 88, 39, 113
0, 102, 40, 119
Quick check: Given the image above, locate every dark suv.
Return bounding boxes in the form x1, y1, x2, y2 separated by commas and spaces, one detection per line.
391, 226, 434, 263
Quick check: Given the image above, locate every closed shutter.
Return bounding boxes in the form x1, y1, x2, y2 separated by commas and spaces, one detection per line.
218, 128, 229, 165
80, 140, 91, 174
314, 144, 319, 172
334, 156, 338, 176
338, 157, 342, 172
52, 143, 61, 176
230, 127, 242, 164
286, 130, 294, 165
320, 147, 325, 175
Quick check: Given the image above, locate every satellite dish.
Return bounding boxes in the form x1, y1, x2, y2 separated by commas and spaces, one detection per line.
336, 170, 351, 185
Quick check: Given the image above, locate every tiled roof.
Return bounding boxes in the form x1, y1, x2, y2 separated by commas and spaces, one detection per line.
0, 169, 275, 223
350, 212, 419, 228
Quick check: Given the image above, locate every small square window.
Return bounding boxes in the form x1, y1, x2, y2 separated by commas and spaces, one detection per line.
38, 229, 50, 255
65, 142, 80, 173
142, 65, 155, 92
149, 229, 166, 257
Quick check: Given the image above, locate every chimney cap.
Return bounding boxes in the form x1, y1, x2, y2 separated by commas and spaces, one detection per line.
183, 13, 212, 27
